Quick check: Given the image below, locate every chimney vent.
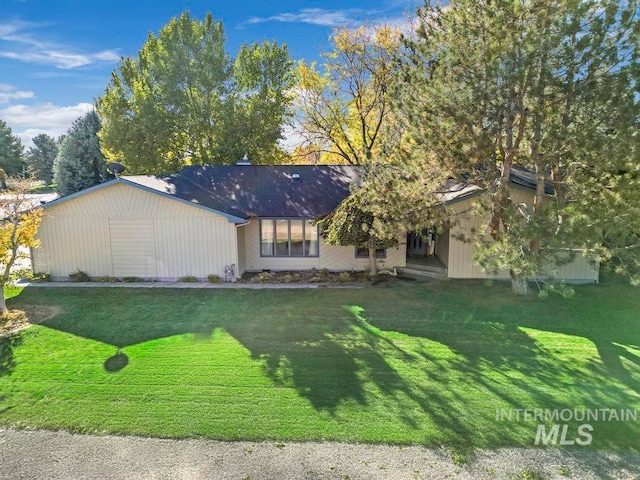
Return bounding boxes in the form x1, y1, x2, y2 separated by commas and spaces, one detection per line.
237, 153, 251, 166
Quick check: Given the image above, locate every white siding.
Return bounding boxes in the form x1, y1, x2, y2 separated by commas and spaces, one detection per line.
33, 182, 238, 280
243, 219, 406, 272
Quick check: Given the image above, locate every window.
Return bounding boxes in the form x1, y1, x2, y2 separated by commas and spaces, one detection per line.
355, 247, 386, 258
261, 219, 319, 257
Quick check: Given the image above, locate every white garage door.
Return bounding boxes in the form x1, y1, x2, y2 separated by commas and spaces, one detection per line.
109, 219, 157, 278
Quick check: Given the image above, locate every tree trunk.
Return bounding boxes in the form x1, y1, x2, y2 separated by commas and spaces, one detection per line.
0, 292, 7, 315
510, 271, 529, 295
368, 246, 378, 276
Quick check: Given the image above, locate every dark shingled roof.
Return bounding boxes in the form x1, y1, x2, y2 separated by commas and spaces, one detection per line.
510, 165, 555, 195
124, 165, 361, 220
114, 164, 552, 221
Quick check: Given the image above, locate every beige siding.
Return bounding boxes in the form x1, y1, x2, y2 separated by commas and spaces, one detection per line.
33, 182, 238, 280
435, 228, 450, 267
236, 225, 247, 275
243, 219, 406, 272
446, 189, 599, 282
110, 219, 156, 277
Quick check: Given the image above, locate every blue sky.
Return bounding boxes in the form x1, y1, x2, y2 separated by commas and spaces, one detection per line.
0, 0, 419, 148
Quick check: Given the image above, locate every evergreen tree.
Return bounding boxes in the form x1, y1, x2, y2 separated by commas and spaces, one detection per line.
393, 0, 639, 293
54, 111, 108, 196
0, 120, 25, 177
26, 134, 58, 184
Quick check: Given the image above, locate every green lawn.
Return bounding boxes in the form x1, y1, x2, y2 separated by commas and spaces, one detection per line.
1, 281, 639, 450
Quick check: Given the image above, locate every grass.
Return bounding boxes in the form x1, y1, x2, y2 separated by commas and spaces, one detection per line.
0, 280, 639, 450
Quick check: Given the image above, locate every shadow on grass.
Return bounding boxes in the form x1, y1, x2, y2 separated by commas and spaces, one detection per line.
0, 333, 23, 377
6, 285, 640, 451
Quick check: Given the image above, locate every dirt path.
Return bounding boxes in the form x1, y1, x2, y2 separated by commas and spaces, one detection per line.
1, 429, 638, 479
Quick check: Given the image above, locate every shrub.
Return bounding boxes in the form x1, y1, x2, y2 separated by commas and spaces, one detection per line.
254, 272, 273, 283
207, 274, 221, 284
32, 272, 51, 282
338, 272, 353, 282
68, 270, 90, 282
178, 275, 199, 283
92, 276, 118, 283
122, 277, 145, 283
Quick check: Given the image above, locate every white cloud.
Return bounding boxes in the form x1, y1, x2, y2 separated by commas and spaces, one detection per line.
0, 83, 34, 104
0, 20, 119, 69
246, 8, 379, 27
1, 102, 94, 146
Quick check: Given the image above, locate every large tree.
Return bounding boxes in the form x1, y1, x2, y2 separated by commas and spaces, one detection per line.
295, 26, 401, 165
0, 178, 43, 314
26, 134, 58, 184
97, 12, 295, 173
394, 0, 639, 293
0, 120, 25, 177
54, 111, 108, 197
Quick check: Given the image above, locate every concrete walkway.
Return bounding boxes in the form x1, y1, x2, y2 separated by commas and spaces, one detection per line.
15, 280, 363, 289
1, 429, 638, 480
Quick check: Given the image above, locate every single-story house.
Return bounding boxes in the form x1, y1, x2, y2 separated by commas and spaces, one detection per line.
32, 160, 599, 283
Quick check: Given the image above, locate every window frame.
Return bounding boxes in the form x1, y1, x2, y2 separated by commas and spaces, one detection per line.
259, 218, 320, 258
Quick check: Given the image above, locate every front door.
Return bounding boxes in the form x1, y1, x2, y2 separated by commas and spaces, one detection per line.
407, 232, 428, 256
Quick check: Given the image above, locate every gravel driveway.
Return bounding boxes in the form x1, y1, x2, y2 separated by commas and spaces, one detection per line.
1, 429, 639, 479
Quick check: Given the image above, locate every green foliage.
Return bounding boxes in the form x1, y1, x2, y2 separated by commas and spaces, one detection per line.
0, 120, 25, 176
53, 111, 108, 196
513, 468, 546, 480
178, 275, 199, 283
68, 270, 90, 282
393, 0, 640, 292
26, 134, 58, 184
97, 12, 295, 173
31, 272, 51, 283
207, 274, 221, 284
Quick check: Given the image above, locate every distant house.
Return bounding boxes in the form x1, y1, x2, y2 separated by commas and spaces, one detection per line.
32, 160, 599, 283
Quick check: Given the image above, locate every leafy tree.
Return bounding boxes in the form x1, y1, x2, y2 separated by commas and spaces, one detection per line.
97, 12, 295, 173
295, 26, 401, 165
0, 120, 25, 177
54, 111, 108, 196
0, 178, 43, 314
297, 25, 407, 274
26, 134, 58, 184
393, 0, 639, 294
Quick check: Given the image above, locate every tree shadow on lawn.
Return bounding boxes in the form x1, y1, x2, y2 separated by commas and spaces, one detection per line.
9, 286, 640, 450
0, 333, 23, 378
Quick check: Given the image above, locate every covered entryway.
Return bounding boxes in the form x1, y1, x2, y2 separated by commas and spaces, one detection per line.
403, 230, 448, 279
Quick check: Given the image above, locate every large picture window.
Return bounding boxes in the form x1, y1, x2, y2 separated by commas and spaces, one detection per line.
261, 219, 319, 257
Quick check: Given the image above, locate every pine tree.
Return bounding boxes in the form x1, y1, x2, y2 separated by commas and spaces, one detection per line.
393, 0, 639, 293
54, 111, 108, 197
0, 120, 25, 177
26, 134, 58, 184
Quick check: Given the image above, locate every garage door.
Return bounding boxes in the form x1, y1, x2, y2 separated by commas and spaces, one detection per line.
109, 219, 157, 278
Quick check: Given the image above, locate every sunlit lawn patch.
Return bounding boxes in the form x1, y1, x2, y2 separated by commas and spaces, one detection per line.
1, 281, 638, 450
